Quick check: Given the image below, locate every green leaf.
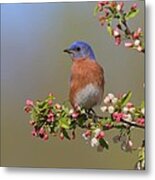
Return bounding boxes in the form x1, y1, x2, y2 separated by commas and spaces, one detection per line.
99, 139, 109, 150
121, 91, 132, 106
138, 147, 145, 161
30, 107, 39, 120
70, 120, 76, 129
106, 23, 112, 36
93, 5, 99, 16
59, 117, 71, 129
62, 129, 70, 140
36, 100, 48, 112
140, 101, 145, 109
125, 9, 139, 20
78, 115, 86, 127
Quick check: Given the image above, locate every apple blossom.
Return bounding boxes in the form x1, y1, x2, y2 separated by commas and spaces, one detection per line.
108, 106, 115, 114
100, 106, 107, 113
91, 137, 99, 147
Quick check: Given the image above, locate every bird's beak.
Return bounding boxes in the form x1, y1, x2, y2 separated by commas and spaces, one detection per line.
63, 48, 73, 54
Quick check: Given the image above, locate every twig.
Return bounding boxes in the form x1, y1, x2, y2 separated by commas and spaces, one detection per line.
120, 119, 145, 129
86, 113, 145, 129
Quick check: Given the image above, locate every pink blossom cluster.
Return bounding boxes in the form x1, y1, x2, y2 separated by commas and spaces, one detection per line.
24, 94, 80, 142
31, 127, 49, 141
96, 1, 144, 53
82, 128, 105, 148
24, 99, 34, 113
101, 93, 145, 126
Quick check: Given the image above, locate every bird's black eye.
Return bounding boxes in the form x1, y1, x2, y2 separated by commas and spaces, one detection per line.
76, 47, 81, 51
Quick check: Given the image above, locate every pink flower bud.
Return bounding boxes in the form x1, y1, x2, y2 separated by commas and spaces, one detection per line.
116, 2, 124, 12
29, 120, 35, 126
133, 32, 139, 39
97, 2, 103, 11
113, 28, 120, 37
99, 1, 109, 6
136, 118, 145, 125
110, 2, 117, 8
131, 3, 137, 10
126, 102, 134, 108
48, 92, 53, 97
59, 132, 64, 140
137, 46, 143, 52
124, 42, 134, 48
115, 36, 121, 46
104, 8, 109, 16
39, 127, 45, 135
48, 99, 52, 106
55, 103, 62, 110
31, 129, 37, 136
96, 131, 105, 139
105, 123, 112, 129
47, 112, 55, 122
71, 112, 79, 119
84, 130, 91, 137
24, 106, 32, 113
112, 112, 123, 122
137, 27, 142, 34
26, 99, 34, 107
133, 28, 142, 39
47, 117, 54, 123
43, 133, 49, 141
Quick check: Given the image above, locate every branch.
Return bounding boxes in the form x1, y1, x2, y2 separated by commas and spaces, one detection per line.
92, 114, 145, 129
120, 119, 144, 129
24, 91, 145, 140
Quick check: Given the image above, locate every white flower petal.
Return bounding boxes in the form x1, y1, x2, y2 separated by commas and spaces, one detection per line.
103, 96, 110, 104
94, 128, 101, 137
122, 107, 129, 113
134, 39, 141, 46
123, 114, 132, 122
141, 108, 145, 115
69, 109, 74, 115
129, 107, 135, 113
82, 133, 88, 140
108, 106, 115, 114
100, 106, 107, 112
111, 97, 118, 105
91, 137, 99, 147
108, 93, 115, 100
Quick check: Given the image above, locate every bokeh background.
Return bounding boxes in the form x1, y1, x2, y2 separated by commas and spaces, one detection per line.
1, 1, 144, 169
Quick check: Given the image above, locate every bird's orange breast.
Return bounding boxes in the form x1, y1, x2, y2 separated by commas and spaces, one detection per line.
69, 58, 105, 108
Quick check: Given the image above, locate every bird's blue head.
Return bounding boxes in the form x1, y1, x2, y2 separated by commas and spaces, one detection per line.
64, 41, 96, 61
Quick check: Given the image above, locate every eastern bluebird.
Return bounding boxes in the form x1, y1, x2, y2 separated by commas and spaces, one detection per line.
64, 41, 105, 111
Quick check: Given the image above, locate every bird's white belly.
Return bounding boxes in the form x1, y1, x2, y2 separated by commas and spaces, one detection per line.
75, 83, 103, 109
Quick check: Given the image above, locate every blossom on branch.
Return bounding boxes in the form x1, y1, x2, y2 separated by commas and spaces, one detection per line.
95, 1, 145, 53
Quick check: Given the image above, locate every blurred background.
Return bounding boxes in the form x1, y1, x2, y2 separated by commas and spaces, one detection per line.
1, 1, 144, 169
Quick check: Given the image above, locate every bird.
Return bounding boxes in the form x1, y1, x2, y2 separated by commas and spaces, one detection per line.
64, 41, 105, 112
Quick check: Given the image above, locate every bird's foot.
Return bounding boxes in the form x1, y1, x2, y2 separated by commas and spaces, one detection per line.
86, 108, 98, 123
